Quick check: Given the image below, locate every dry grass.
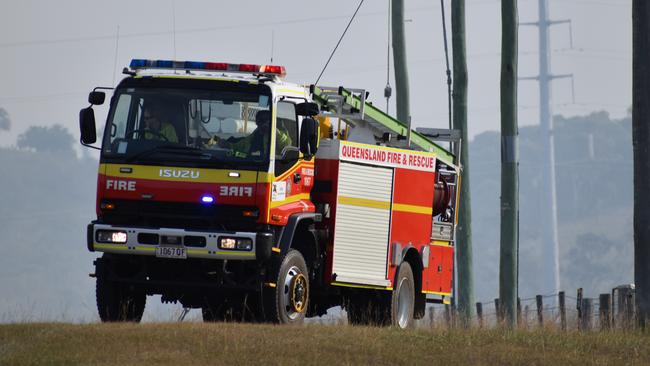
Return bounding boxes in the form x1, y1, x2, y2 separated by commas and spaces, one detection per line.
1, 322, 649, 366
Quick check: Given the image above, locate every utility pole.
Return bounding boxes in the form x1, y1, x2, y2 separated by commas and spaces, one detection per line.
633, 0, 650, 328
451, 0, 473, 327
500, 0, 519, 327
519, 0, 573, 296
391, 0, 410, 124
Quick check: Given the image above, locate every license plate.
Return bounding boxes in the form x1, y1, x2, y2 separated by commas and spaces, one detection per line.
156, 246, 187, 259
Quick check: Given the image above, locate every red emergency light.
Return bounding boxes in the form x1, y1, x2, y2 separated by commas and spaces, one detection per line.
260, 64, 287, 77
129, 59, 286, 77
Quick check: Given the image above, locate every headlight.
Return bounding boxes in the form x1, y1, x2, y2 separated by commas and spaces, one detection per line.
96, 230, 128, 244
218, 237, 253, 251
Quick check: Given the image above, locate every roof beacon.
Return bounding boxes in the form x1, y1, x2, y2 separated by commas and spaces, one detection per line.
129, 59, 286, 77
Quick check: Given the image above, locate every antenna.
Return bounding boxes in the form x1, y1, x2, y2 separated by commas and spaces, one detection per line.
271, 30, 274, 63
112, 25, 120, 84
172, 0, 177, 64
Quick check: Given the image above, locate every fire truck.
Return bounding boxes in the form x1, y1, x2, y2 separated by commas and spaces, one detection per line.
79, 59, 460, 328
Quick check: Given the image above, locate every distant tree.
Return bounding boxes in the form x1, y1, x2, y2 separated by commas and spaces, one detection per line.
17, 125, 75, 155
0, 108, 10, 131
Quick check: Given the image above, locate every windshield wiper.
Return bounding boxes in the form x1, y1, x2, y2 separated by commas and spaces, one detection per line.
126, 144, 210, 163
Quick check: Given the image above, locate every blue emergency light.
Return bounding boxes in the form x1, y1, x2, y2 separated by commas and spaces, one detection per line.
129, 59, 286, 77
201, 195, 215, 204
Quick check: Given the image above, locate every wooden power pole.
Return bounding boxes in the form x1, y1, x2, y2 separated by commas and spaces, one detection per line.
499, 0, 519, 327
392, 0, 410, 124
451, 0, 474, 326
633, 0, 650, 328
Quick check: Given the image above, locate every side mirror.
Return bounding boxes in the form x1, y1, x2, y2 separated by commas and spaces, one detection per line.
281, 146, 300, 164
300, 117, 319, 159
79, 107, 97, 144
296, 102, 319, 116
88, 91, 106, 105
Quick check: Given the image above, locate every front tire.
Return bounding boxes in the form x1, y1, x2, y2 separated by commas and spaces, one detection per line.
264, 249, 309, 324
96, 262, 146, 322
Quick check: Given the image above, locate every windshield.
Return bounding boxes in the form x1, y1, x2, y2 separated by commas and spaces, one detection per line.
101, 82, 272, 168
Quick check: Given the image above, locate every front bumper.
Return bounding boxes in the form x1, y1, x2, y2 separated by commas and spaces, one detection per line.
87, 223, 273, 261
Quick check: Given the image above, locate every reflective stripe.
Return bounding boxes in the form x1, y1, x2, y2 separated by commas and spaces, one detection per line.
102, 164, 261, 184
94, 244, 128, 251
331, 281, 392, 291
422, 290, 452, 296
338, 196, 390, 210
270, 193, 310, 208
393, 203, 433, 215
214, 251, 255, 257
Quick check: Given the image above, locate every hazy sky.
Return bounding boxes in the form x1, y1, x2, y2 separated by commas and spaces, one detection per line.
0, 0, 631, 148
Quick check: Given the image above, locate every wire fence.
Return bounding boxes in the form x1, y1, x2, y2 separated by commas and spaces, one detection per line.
419, 286, 638, 331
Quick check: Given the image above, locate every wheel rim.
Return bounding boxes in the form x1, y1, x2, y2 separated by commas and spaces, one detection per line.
282, 266, 308, 320
396, 276, 413, 328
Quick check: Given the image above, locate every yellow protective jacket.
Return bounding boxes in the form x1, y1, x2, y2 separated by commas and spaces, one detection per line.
144, 123, 178, 143
231, 127, 291, 158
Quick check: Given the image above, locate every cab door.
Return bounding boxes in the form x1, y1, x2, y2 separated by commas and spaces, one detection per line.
268, 100, 314, 225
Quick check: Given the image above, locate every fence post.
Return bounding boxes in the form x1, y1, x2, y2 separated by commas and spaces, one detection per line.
577, 288, 583, 328
517, 297, 522, 326
524, 305, 530, 327
494, 298, 501, 323
559, 291, 567, 331
476, 302, 484, 328
536, 295, 544, 327
617, 287, 636, 329
599, 293, 611, 330
428, 306, 435, 328
581, 298, 594, 331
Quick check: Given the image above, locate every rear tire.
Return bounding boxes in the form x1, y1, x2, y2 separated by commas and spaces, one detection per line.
263, 249, 309, 324
390, 262, 415, 328
96, 261, 146, 322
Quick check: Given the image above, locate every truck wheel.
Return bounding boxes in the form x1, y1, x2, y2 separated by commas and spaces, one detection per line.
264, 249, 309, 324
96, 263, 145, 322
390, 262, 415, 328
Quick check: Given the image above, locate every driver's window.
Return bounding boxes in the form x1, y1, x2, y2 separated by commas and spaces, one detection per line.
274, 101, 299, 176
107, 94, 131, 144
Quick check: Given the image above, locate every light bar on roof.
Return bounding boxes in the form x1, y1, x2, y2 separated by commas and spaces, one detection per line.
129, 59, 286, 77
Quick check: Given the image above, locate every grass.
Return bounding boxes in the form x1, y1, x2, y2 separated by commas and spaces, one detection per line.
1, 322, 649, 366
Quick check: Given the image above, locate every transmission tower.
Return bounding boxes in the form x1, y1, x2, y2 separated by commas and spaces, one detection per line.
520, 0, 574, 295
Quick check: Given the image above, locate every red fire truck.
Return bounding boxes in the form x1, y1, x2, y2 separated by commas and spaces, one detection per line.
79, 59, 459, 328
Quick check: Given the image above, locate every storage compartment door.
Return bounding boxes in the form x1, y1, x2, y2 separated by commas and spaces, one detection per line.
332, 162, 393, 287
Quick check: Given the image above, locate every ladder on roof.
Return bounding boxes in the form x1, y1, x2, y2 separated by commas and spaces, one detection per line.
310, 85, 459, 167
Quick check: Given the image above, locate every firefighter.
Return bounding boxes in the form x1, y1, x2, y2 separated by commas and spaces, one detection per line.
209, 110, 291, 158
142, 103, 178, 143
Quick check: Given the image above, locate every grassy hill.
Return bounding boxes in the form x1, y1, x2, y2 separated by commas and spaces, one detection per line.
1, 323, 649, 365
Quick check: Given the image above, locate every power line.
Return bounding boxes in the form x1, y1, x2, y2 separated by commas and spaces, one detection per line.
314, 0, 365, 85
1, 6, 442, 50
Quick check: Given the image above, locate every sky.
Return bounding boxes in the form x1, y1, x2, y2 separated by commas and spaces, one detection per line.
0, 0, 632, 148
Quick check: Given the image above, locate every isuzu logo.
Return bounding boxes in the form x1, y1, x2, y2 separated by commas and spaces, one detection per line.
159, 168, 200, 179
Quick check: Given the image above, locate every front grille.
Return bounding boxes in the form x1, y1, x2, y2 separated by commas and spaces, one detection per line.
101, 199, 258, 230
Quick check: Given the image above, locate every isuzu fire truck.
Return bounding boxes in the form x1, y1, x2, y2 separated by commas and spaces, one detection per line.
79, 59, 460, 328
